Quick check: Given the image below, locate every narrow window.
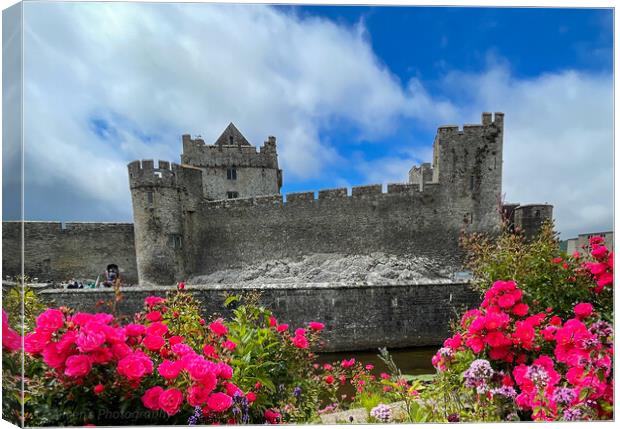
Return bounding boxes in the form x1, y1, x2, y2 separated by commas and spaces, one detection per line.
227, 191, 239, 199
469, 175, 475, 191
169, 235, 182, 249
227, 167, 237, 180
147, 191, 154, 205
229, 135, 234, 145
535, 210, 541, 218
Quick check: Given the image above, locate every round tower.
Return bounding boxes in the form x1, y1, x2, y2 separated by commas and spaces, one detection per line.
128, 160, 185, 285
513, 204, 554, 241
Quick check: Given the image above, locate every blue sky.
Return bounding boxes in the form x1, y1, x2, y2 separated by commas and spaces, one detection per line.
2, 2, 614, 239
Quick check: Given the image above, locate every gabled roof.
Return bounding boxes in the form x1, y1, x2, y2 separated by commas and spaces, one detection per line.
214, 123, 252, 147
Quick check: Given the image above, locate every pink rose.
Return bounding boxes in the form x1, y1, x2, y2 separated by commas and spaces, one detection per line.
71, 313, 94, 326
103, 326, 126, 344
145, 311, 162, 322
574, 303, 593, 319
292, 334, 308, 349
341, 358, 355, 368
158, 359, 182, 380
36, 309, 65, 332
187, 385, 211, 407
224, 382, 242, 397
64, 354, 92, 377
158, 388, 184, 416
169, 335, 184, 346
93, 384, 105, 395
202, 344, 218, 359
93, 313, 114, 325
146, 322, 168, 336
91, 347, 113, 364
142, 386, 164, 410
222, 340, 237, 351
117, 350, 153, 381
42, 344, 67, 369
143, 335, 165, 351
308, 321, 325, 331
2, 315, 21, 352
216, 362, 233, 380
276, 324, 289, 332
206, 392, 233, 413
144, 296, 165, 308
76, 330, 106, 353
264, 409, 281, 424
208, 319, 228, 337
111, 342, 132, 359
24, 330, 52, 354
269, 316, 278, 327
171, 343, 193, 355
125, 324, 146, 336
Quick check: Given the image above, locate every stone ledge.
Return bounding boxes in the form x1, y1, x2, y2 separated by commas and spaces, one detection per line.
35, 280, 472, 294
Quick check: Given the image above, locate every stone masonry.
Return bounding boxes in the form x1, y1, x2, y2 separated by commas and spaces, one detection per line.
2, 113, 553, 286
128, 112, 511, 285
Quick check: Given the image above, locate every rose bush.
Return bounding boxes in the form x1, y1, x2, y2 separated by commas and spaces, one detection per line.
17, 288, 402, 425
426, 235, 614, 422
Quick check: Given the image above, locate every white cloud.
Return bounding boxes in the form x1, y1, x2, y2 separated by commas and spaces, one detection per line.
22, 2, 423, 205
19, 3, 613, 239
349, 64, 613, 239
426, 65, 613, 239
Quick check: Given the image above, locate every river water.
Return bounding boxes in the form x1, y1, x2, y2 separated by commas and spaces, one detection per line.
317, 346, 437, 376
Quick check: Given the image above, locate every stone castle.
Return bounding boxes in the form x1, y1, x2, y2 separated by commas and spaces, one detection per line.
3, 112, 552, 287
126, 112, 551, 285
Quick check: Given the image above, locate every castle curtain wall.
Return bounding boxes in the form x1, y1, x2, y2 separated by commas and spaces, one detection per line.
2, 221, 138, 283
188, 184, 467, 277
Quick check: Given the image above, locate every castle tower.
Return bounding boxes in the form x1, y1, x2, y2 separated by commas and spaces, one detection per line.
410, 112, 504, 232
127, 160, 202, 285
180, 123, 282, 200
513, 204, 554, 240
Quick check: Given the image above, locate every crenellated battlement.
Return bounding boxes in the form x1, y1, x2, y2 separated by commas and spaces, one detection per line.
128, 159, 179, 189
181, 129, 279, 169
127, 159, 203, 191
202, 180, 438, 211
435, 112, 503, 136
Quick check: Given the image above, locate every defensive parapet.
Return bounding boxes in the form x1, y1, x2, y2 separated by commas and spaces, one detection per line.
127, 160, 202, 285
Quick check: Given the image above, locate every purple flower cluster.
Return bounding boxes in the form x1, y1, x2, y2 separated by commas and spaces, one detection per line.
490, 385, 517, 399
589, 320, 613, 338
525, 364, 550, 388
562, 407, 583, 421
463, 359, 494, 393
232, 391, 250, 424
187, 406, 203, 425
370, 404, 392, 423
552, 387, 576, 406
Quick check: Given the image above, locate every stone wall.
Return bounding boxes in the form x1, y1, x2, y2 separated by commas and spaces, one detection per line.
189, 183, 469, 277
201, 166, 280, 200
36, 281, 481, 351
2, 221, 138, 283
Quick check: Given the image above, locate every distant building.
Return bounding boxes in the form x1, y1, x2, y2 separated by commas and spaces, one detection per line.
566, 231, 614, 255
